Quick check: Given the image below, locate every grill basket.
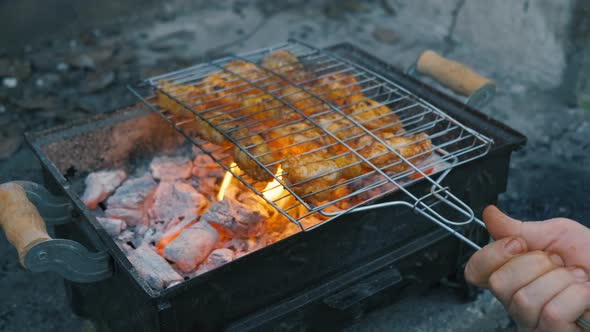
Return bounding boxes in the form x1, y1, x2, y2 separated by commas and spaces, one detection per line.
129, 40, 494, 249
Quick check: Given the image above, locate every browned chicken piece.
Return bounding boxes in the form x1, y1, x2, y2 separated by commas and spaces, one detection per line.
261, 50, 314, 87
183, 110, 240, 146
311, 73, 363, 106
266, 121, 325, 158
315, 113, 363, 143
239, 92, 285, 121
358, 132, 433, 173
261, 50, 303, 74
200, 60, 268, 95
333, 152, 363, 179
344, 95, 402, 133
282, 150, 341, 202
232, 131, 278, 181
156, 82, 242, 146
283, 132, 433, 203
156, 82, 205, 117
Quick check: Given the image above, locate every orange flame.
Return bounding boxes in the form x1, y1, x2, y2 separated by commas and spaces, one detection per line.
217, 162, 238, 201
217, 164, 285, 202
261, 165, 284, 201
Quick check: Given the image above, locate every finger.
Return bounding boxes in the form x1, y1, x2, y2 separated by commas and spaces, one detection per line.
488, 251, 564, 306
465, 236, 527, 287
507, 267, 588, 329
483, 206, 590, 267
537, 281, 590, 332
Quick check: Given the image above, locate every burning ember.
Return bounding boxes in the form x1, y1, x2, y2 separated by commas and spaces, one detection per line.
81, 145, 305, 290
78, 47, 452, 290
81, 141, 445, 290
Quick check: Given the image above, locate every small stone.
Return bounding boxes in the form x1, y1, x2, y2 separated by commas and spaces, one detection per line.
148, 30, 195, 52
510, 83, 526, 94
35, 73, 62, 90
67, 53, 95, 70
75, 91, 132, 113
16, 96, 60, 111
3, 78, 17, 88
0, 104, 5, 113
0, 134, 23, 159
372, 27, 400, 45
110, 50, 135, 67
56, 62, 69, 71
0, 58, 31, 80
87, 47, 115, 65
29, 53, 56, 71
81, 71, 115, 93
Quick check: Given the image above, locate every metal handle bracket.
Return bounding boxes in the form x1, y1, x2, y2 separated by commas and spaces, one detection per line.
0, 181, 112, 283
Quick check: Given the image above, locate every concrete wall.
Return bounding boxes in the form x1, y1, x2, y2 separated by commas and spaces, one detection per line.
1, 0, 588, 104
392, 0, 574, 89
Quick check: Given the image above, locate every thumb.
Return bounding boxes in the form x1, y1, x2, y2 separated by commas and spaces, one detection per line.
483, 205, 590, 257
483, 205, 555, 250
483, 205, 524, 241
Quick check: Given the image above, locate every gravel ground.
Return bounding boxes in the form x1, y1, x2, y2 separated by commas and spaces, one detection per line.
1, 1, 589, 331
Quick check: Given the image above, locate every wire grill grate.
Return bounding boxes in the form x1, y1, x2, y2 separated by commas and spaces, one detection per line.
129, 40, 493, 245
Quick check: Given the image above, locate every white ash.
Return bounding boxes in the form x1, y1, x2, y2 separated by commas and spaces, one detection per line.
150, 155, 193, 180
105, 208, 145, 227
193, 177, 218, 200
148, 181, 208, 224
105, 175, 156, 226
107, 175, 156, 209
202, 248, 234, 271
221, 237, 263, 254
192, 154, 225, 178
163, 222, 219, 273
201, 192, 271, 238
96, 217, 126, 237
161, 214, 197, 236
81, 169, 127, 209
127, 244, 183, 290
138, 227, 163, 248
81, 147, 300, 288
117, 228, 135, 244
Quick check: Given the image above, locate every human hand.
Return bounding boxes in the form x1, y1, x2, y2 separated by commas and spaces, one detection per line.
464, 206, 590, 331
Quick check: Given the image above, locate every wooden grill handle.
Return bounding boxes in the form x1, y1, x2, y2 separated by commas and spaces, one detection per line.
0, 182, 51, 267
416, 50, 495, 97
